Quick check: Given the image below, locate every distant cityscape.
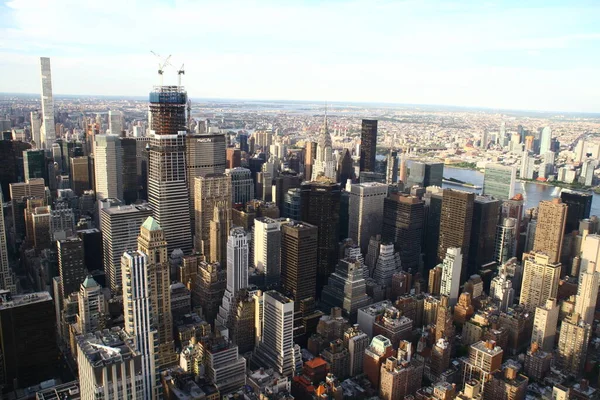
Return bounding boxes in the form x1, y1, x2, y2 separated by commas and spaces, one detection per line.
1, 56, 600, 400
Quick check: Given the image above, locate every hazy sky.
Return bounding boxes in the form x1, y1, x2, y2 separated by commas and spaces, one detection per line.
1, 0, 599, 112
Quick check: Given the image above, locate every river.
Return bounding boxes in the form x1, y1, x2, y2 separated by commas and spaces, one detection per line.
441, 167, 600, 215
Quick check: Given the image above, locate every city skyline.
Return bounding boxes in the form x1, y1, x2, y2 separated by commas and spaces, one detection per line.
1, 1, 599, 113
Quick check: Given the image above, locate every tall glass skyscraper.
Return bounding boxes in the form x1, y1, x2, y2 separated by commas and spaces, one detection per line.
39, 57, 56, 149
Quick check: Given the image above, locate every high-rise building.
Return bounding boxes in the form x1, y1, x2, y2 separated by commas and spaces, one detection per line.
489, 266, 514, 312
344, 326, 369, 376
226, 147, 241, 169
193, 259, 226, 324
440, 247, 462, 306
194, 173, 232, 255
520, 252, 561, 310
379, 350, 424, 400
363, 335, 394, 388
373, 243, 400, 288
533, 199, 567, 264
462, 340, 503, 395
438, 189, 474, 277
253, 217, 282, 286
539, 126, 552, 156
39, 57, 56, 149
77, 276, 106, 335
556, 313, 591, 375
337, 148, 354, 185
93, 135, 123, 201
147, 85, 192, 254
468, 196, 499, 276
30, 110, 42, 148
348, 182, 388, 254
385, 150, 398, 185
494, 217, 516, 265
487, 362, 528, 400
382, 193, 425, 270
226, 167, 254, 205
57, 237, 87, 299
108, 110, 123, 135
70, 156, 90, 196
0, 291, 58, 392
321, 258, 372, 318
304, 141, 317, 182
76, 329, 144, 400
560, 189, 593, 233
100, 203, 153, 293
482, 164, 516, 200
0, 189, 16, 294
360, 119, 377, 173
253, 291, 302, 377
23, 149, 48, 184
574, 260, 599, 325
281, 220, 318, 308
120, 137, 138, 204
406, 162, 443, 189
531, 298, 559, 352
300, 180, 341, 290
311, 117, 336, 180
209, 203, 231, 264
121, 251, 158, 399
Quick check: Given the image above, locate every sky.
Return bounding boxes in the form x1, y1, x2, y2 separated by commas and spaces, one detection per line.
0, 0, 599, 113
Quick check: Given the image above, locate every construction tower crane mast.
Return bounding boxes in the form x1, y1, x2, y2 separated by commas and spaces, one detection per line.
150, 51, 185, 86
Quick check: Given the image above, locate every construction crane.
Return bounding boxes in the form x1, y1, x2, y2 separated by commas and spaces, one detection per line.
176, 64, 185, 86
150, 51, 172, 86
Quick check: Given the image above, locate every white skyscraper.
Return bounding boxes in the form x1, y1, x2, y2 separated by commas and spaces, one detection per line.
531, 298, 559, 352
575, 260, 599, 325
77, 276, 106, 335
311, 116, 336, 181
39, 57, 56, 149
121, 251, 157, 399
108, 110, 124, 135
539, 126, 552, 156
440, 247, 462, 306
489, 266, 514, 312
253, 291, 302, 377
580, 234, 600, 275
494, 218, 517, 265
94, 135, 123, 201
253, 217, 281, 285
372, 243, 400, 288
520, 151, 535, 180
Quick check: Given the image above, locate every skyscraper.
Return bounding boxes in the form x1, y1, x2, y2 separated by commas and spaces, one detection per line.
482, 164, 516, 200
304, 141, 317, 182
147, 85, 192, 254
556, 313, 591, 376
468, 196, 499, 276
57, 237, 87, 299
539, 126, 552, 156
321, 258, 372, 318
531, 298, 559, 352
385, 150, 398, 185
520, 252, 561, 310
440, 247, 462, 306
281, 220, 318, 308
348, 182, 388, 254
226, 167, 254, 205
70, 156, 90, 196
406, 162, 443, 189
437, 189, 474, 278
23, 149, 48, 184
77, 276, 106, 335
560, 189, 593, 233
30, 110, 42, 148
300, 180, 341, 290
373, 243, 401, 288
208, 203, 231, 264
253, 217, 282, 286
93, 135, 123, 201
0, 189, 16, 294
108, 110, 123, 135
494, 217, 516, 265
194, 173, 232, 255
382, 193, 425, 271
574, 260, 599, 325
311, 117, 336, 181
360, 119, 377, 173
532, 199, 567, 263
489, 266, 514, 312
121, 137, 138, 204
337, 148, 354, 185
39, 57, 56, 149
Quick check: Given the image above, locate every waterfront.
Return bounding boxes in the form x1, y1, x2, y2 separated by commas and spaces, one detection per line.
442, 167, 600, 215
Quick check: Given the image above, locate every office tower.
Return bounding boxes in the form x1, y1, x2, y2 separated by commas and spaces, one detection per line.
256, 171, 272, 202
226, 167, 254, 205
385, 150, 398, 185
135, 137, 149, 200
468, 196, 499, 276
428, 265, 442, 295
359, 119, 377, 173
300, 180, 341, 290
147, 86, 192, 254
520, 252, 561, 310
462, 341, 503, 395
39, 57, 56, 149
519, 151, 535, 180
283, 188, 302, 220
348, 182, 388, 254
9, 177, 45, 204
430, 338, 450, 379
253, 291, 302, 377
487, 362, 528, 400
31, 205, 52, 251
108, 110, 123, 135
539, 126, 552, 155
0, 189, 15, 294
379, 349, 424, 400
494, 217, 516, 265
337, 148, 354, 185
531, 298, 559, 352
93, 135, 123, 201
483, 164, 516, 200
120, 137, 138, 204
273, 172, 301, 211
226, 147, 241, 169
440, 247, 462, 306
0, 291, 58, 392
217, 227, 249, 333
303, 141, 317, 180
438, 189, 474, 277
574, 260, 599, 325
57, 237, 87, 299
186, 132, 226, 226
77, 276, 106, 334
560, 189, 593, 233
0, 140, 32, 198
51, 202, 76, 240
489, 266, 514, 312
321, 258, 371, 318
254, 217, 281, 286
532, 199, 567, 263
524, 343, 552, 381
209, 203, 231, 264
281, 221, 318, 307
407, 162, 443, 189
581, 234, 600, 275
363, 335, 394, 388
77, 329, 144, 400
136, 217, 176, 369
100, 203, 152, 293
30, 110, 42, 147
373, 243, 400, 288
435, 295, 454, 341
311, 117, 336, 180
423, 189, 443, 269
556, 313, 591, 375
382, 193, 425, 270
70, 156, 90, 195
193, 260, 226, 324
23, 149, 48, 184
121, 251, 158, 399
199, 334, 247, 396
345, 326, 369, 376
194, 173, 232, 255
321, 339, 350, 379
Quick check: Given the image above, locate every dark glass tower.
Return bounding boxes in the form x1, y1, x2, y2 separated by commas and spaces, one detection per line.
560, 189, 593, 233
337, 148, 354, 185
468, 196, 500, 277
120, 137, 138, 204
424, 192, 443, 270
23, 149, 49, 184
281, 220, 318, 309
360, 119, 377, 172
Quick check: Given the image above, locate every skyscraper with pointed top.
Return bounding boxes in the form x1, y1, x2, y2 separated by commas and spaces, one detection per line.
311, 115, 336, 181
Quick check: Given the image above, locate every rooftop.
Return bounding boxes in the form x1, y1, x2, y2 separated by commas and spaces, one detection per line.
0, 290, 52, 310
102, 203, 152, 215
76, 328, 139, 368
141, 216, 161, 231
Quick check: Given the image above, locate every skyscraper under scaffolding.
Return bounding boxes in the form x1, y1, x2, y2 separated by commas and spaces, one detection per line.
148, 85, 192, 254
